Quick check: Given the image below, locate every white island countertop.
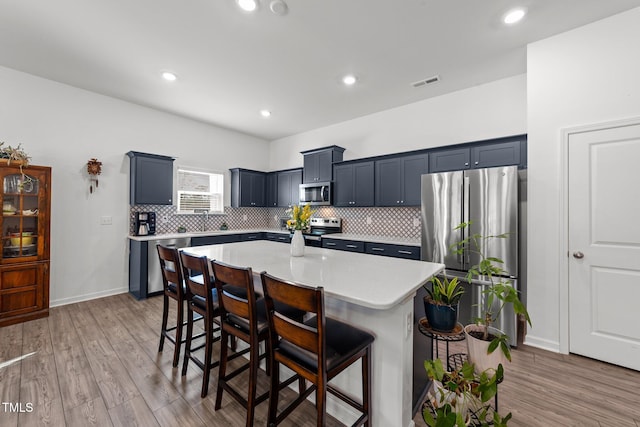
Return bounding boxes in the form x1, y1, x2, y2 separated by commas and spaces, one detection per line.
183, 240, 442, 310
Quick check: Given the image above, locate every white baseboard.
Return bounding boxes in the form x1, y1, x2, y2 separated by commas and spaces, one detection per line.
523, 334, 563, 353
50, 286, 129, 307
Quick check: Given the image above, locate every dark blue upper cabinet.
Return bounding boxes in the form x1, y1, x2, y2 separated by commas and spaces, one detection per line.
127, 151, 174, 205
375, 154, 428, 206
301, 146, 345, 183
266, 172, 278, 207
277, 169, 302, 207
429, 137, 526, 173
428, 147, 471, 173
230, 168, 266, 207
333, 161, 374, 206
471, 140, 521, 169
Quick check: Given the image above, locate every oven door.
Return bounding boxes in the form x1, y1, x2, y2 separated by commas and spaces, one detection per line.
299, 182, 332, 206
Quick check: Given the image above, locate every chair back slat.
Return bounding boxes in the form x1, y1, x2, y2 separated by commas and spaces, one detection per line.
260, 272, 325, 360
212, 260, 257, 323
156, 244, 184, 298
273, 313, 319, 354
180, 251, 215, 310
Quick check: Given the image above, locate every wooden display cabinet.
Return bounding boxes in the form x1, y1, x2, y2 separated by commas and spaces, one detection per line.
0, 164, 51, 327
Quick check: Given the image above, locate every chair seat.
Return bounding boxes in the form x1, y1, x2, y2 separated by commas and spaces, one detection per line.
277, 316, 374, 373
192, 288, 218, 311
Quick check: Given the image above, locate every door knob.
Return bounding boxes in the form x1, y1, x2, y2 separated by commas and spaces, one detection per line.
573, 251, 584, 259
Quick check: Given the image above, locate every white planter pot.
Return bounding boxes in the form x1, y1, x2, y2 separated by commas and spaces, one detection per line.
464, 324, 508, 374
290, 230, 305, 257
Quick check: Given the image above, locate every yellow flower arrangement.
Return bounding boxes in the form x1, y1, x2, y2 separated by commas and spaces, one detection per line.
287, 204, 314, 230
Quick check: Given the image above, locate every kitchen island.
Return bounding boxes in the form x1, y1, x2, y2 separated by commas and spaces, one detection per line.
183, 240, 444, 427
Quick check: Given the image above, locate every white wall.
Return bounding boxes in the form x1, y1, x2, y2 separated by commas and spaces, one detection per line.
269, 75, 527, 170
0, 66, 269, 306
526, 7, 640, 351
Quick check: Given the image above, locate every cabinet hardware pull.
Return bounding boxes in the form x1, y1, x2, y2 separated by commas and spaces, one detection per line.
371, 248, 384, 251
326, 242, 336, 246
346, 244, 357, 248
398, 250, 413, 255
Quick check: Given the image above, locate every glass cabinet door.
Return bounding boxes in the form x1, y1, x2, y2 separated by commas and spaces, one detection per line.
2, 172, 42, 260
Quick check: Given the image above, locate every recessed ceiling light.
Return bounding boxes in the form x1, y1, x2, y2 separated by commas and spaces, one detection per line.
342, 74, 357, 86
237, 0, 258, 12
269, 0, 288, 16
503, 8, 526, 24
260, 109, 271, 118
161, 71, 177, 82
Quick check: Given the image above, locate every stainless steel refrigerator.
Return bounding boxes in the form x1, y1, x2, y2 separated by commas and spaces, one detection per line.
420, 165, 519, 345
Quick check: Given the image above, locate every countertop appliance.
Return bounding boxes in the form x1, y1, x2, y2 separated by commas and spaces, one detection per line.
301, 217, 342, 247
299, 182, 332, 206
420, 165, 519, 346
135, 211, 156, 236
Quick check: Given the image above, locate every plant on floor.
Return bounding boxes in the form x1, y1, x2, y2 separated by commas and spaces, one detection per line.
451, 222, 531, 362
422, 358, 511, 427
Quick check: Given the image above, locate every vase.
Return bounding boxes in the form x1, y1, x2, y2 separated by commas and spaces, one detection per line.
290, 230, 305, 257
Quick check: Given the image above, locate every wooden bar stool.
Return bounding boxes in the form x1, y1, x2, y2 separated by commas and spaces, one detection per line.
179, 251, 221, 398
156, 244, 203, 368
210, 260, 272, 427
260, 272, 374, 427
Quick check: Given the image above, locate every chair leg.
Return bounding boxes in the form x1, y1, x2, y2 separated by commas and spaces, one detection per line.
267, 358, 280, 426
316, 379, 327, 427
246, 337, 260, 427
363, 347, 371, 427
158, 294, 169, 352
173, 298, 184, 367
181, 306, 194, 376
201, 313, 214, 398
215, 329, 229, 410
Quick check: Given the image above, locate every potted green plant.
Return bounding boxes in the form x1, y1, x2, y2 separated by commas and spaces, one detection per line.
451, 222, 531, 373
0, 142, 30, 167
424, 275, 465, 332
422, 358, 511, 427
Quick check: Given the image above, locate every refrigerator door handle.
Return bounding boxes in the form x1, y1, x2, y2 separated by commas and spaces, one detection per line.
461, 175, 470, 267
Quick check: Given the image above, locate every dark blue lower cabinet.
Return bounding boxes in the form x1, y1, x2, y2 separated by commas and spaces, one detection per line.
365, 242, 420, 260
240, 232, 264, 242
265, 233, 291, 243
190, 234, 241, 246
321, 238, 365, 253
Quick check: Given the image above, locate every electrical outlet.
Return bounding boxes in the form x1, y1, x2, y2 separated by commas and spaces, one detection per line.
366, 216, 372, 225
243, 214, 248, 221
161, 214, 169, 224
100, 215, 112, 225
406, 311, 413, 338
413, 217, 420, 227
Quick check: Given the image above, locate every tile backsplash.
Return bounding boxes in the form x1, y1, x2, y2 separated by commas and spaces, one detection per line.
130, 205, 422, 239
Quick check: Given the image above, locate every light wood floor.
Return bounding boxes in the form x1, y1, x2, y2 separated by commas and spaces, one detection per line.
1, 293, 639, 427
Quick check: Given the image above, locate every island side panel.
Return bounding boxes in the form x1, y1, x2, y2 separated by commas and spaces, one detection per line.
324, 293, 415, 427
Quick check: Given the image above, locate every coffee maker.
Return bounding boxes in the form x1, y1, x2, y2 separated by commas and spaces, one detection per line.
135, 212, 156, 236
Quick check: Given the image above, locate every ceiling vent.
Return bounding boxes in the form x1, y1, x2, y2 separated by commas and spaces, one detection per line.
412, 75, 440, 88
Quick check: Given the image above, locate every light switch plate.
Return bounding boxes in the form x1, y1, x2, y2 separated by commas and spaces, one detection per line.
100, 215, 112, 225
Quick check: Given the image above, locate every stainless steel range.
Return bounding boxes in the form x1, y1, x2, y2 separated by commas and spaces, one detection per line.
302, 217, 342, 247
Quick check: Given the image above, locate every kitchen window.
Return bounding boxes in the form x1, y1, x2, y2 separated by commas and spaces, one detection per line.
176, 168, 224, 214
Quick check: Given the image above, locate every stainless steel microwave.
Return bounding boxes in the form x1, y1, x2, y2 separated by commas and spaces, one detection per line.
299, 182, 332, 206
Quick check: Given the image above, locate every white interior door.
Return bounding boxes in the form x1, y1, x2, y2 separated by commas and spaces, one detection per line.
568, 122, 640, 371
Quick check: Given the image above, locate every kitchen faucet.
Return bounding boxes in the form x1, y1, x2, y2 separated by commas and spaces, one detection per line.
194, 209, 208, 231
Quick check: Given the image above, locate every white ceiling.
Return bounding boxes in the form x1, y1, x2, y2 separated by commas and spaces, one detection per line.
2, 0, 640, 141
